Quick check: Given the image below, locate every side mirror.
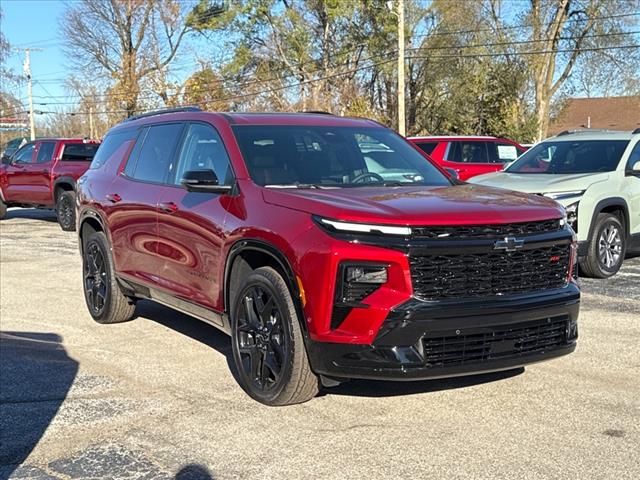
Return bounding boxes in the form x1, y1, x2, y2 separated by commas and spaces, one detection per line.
1, 154, 11, 165
444, 167, 459, 180
181, 169, 232, 194
626, 161, 640, 176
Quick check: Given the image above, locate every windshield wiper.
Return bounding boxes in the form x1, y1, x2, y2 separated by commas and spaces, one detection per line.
347, 180, 413, 187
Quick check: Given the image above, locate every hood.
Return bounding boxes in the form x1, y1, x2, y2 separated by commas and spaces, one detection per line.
470, 171, 609, 194
262, 184, 564, 226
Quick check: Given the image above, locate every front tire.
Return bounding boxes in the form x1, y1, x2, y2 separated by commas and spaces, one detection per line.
231, 267, 318, 406
579, 213, 626, 278
82, 231, 136, 324
56, 190, 76, 231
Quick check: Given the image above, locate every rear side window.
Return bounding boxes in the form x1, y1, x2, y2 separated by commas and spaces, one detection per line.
415, 142, 438, 155
61, 143, 100, 161
36, 142, 56, 163
125, 123, 184, 184
449, 141, 489, 163
90, 130, 136, 170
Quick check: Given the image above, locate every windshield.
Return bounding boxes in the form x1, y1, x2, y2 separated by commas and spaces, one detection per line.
232, 125, 451, 187
506, 140, 629, 174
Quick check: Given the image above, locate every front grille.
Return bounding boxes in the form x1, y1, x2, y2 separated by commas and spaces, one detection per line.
410, 244, 570, 300
422, 316, 569, 367
411, 219, 560, 239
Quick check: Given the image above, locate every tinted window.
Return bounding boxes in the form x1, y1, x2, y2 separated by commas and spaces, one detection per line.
13, 143, 35, 164
415, 142, 438, 155
36, 142, 56, 163
61, 143, 99, 161
126, 123, 184, 183
232, 126, 450, 187
173, 123, 233, 186
90, 129, 136, 170
507, 140, 629, 174
449, 141, 489, 163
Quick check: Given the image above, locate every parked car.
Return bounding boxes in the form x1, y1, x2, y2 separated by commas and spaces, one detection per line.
0, 138, 100, 230
408, 135, 527, 180
470, 129, 640, 278
77, 108, 579, 405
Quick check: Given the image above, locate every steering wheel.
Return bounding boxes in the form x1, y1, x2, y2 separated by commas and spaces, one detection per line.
352, 172, 385, 183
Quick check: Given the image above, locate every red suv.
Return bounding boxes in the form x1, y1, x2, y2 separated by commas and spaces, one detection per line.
0, 138, 100, 230
77, 108, 579, 405
408, 136, 526, 181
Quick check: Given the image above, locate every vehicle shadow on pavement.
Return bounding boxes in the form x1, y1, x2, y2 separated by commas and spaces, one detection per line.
3, 208, 58, 223
135, 300, 525, 399
323, 368, 524, 398
0, 331, 78, 479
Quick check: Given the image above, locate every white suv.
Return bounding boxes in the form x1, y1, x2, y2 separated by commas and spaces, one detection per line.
471, 129, 640, 278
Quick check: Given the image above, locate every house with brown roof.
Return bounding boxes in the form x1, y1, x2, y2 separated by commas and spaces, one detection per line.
548, 96, 640, 135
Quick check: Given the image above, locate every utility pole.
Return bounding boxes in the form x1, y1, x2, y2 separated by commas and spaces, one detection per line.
89, 107, 95, 139
391, 0, 405, 136
19, 48, 43, 141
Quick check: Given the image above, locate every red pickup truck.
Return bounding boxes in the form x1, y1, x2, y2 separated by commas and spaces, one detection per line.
0, 138, 100, 230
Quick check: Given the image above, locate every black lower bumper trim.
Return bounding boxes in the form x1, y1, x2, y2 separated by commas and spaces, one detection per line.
307, 285, 579, 381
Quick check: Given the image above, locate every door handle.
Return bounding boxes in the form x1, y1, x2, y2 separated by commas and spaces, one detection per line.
41, 169, 49, 174
14, 164, 25, 169
106, 193, 122, 203
158, 201, 178, 213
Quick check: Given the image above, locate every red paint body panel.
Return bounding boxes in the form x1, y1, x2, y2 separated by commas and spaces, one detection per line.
77, 113, 568, 347
408, 136, 526, 181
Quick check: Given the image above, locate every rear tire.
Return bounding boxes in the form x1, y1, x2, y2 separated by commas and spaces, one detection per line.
56, 190, 76, 231
82, 231, 136, 324
579, 213, 626, 278
231, 266, 318, 406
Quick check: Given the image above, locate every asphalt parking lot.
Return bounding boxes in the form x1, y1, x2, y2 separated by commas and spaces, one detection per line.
1, 208, 639, 480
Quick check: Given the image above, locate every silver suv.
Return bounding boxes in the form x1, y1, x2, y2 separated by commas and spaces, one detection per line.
471, 129, 640, 278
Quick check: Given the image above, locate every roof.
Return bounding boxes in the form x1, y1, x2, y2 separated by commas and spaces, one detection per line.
548, 130, 636, 142
118, 110, 381, 129
408, 135, 499, 141
549, 96, 640, 135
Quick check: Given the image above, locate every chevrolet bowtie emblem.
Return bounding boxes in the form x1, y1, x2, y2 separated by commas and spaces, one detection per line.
494, 236, 524, 252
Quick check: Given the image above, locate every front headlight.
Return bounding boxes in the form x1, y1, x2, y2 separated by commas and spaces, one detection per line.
564, 201, 579, 233
543, 190, 585, 201
316, 217, 411, 236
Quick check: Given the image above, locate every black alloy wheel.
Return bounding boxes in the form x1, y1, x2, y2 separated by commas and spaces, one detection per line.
82, 231, 136, 324
231, 267, 318, 405
236, 285, 288, 392
56, 191, 76, 231
84, 241, 108, 316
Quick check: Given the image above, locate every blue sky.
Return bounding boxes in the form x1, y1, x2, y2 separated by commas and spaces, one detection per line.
2, 0, 69, 102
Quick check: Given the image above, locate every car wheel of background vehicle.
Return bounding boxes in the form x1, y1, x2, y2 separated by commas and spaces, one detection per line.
0, 198, 6, 219
231, 266, 319, 406
56, 190, 77, 231
579, 213, 626, 278
83, 231, 136, 324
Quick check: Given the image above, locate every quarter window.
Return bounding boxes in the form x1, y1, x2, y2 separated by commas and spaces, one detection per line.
125, 123, 184, 184
36, 142, 56, 163
172, 123, 233, 186
90, 129, 136, 170
415, 142, 438, 155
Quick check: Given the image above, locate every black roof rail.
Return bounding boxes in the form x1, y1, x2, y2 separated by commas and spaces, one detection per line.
633, 127, 640, 134
125, 106, 202, 122
300, 110, 334, 115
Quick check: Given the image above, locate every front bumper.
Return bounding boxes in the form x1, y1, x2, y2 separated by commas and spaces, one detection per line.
306, 283, 579, 381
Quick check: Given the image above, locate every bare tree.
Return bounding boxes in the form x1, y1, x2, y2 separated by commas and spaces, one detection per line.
523, 0, 640, 140
61, 0, 197, 117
